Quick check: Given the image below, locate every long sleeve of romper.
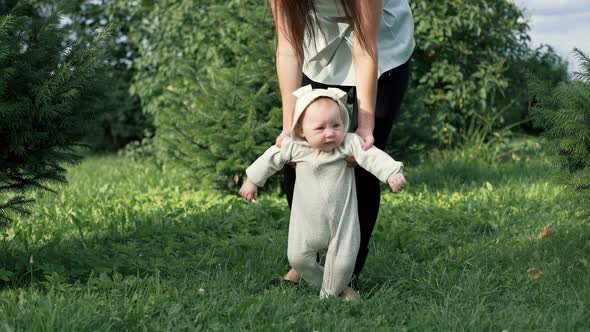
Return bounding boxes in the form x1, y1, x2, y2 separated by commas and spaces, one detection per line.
245, 139, 293, 187
342, 134, 404, 183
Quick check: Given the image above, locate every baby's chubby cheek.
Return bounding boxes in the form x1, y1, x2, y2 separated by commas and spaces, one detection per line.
334, 133, 345, 145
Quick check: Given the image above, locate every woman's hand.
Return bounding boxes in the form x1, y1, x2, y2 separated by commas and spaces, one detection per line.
276, 129, 297, 168
355, 127, 375, 150
352, 1, 381, 151
275, 129, 291, 148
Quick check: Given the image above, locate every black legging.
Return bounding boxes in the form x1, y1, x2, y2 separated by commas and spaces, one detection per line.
283, 59, 411, 278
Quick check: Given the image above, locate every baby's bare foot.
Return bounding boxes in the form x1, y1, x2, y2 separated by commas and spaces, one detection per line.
340, 286, 360, 302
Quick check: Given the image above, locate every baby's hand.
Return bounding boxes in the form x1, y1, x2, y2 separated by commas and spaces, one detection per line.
239, 179, 258, 202
387, 173, 407, 193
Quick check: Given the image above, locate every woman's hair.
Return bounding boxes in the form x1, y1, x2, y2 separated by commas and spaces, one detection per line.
271, 0, 373, 61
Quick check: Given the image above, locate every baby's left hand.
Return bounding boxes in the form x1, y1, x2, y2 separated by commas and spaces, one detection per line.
239, 179, 258, 202
387, 173, 407, 193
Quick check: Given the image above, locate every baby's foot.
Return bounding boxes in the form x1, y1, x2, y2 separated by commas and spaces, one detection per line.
340, 286, 360, 302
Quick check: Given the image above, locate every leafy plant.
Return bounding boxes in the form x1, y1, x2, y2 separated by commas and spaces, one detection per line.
124, 0, 561, 191
0, 1, 108, 224
58, 0, 152, 152
401, 0, 530, 148
127, 0, 281, 192
529, 48, 590, 196
501, 44, 568, 134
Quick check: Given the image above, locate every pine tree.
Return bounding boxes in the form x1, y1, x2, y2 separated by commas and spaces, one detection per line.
529, 48, 590, 198
0, 1, 108, 224
128, 0, 281, 192
60, 0, 151, 151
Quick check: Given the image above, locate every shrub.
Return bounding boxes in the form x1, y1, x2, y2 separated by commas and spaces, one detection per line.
126, 0, 281, 192
0, 1, 108, 224
395, 0, 530, 149
529, 48, 590, 197
502, 44, 568, 134
128, 0, 538, 192
59, 0, 152, 152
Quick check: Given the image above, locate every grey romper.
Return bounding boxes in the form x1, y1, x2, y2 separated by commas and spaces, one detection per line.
246, 86, 403, 298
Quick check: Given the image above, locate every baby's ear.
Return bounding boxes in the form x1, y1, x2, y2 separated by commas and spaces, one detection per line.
295, 124, 305, 138
327, 88, 348, 105
293, 84, 313, 98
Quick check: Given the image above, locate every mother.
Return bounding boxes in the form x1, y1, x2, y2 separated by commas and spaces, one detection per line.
270, 0, 415, 295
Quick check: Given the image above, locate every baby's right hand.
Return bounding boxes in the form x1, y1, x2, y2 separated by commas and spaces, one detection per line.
239, 179, 258, 202
387, 173, 407, 193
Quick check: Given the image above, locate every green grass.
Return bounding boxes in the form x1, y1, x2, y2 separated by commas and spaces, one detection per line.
1, 138, 588, 331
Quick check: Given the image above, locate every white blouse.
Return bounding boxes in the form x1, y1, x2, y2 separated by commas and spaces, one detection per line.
302, 0, 415, 86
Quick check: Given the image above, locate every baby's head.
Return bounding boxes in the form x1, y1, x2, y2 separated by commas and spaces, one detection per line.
291, 85, 349, 152
294, 97, 346, 151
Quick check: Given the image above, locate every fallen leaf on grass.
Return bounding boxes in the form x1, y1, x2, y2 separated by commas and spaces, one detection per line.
404, 213, 416, 224
537, 224, 557, 240
527, 268, 543, 279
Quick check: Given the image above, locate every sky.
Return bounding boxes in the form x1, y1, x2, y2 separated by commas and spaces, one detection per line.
514, 0, 590, 73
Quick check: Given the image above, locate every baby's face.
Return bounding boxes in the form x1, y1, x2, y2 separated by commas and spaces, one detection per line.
299, 98, 345, 152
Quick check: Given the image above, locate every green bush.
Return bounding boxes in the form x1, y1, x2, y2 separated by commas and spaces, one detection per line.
396, 0, 530, 150
58, 0, 152, 152
502, 45, 568, 134
528, 48, 590, 196
0, 1, 108, 224
126, 0, 281, 191
127, 0, 547, 192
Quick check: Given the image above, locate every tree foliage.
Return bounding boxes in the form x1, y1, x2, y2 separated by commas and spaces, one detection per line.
125, 0, 557, 192
529, 48, 590, 195
57, 0, 151, 151
0, 1, 108, 224
502, 44, 568, 133
125, 0, 281, 191
393, 0, 530, 151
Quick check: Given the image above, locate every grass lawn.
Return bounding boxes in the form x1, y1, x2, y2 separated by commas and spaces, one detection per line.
1, 138, 588, 331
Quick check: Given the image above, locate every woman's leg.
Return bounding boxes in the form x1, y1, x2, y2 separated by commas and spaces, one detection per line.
350, 60, 411, 283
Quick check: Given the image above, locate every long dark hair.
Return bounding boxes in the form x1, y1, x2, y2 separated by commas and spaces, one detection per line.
271, 0, 374, 61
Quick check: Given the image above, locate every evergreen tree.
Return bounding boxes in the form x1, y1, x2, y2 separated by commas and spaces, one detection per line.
502, 45, 568, 134
60, 0, 151, 151
529, 48, 590, 199
0, 1, 108, 224
21, 0, 152, 152
127, 0, 280, 192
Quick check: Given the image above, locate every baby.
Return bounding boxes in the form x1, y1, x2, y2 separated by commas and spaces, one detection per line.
239, 85, 407, 300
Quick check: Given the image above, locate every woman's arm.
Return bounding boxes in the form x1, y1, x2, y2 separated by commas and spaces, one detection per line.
269, 0, 303, 147
352, 0, 383, 150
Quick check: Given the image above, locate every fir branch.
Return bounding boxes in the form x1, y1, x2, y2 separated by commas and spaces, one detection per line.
572, 48, 590, 83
